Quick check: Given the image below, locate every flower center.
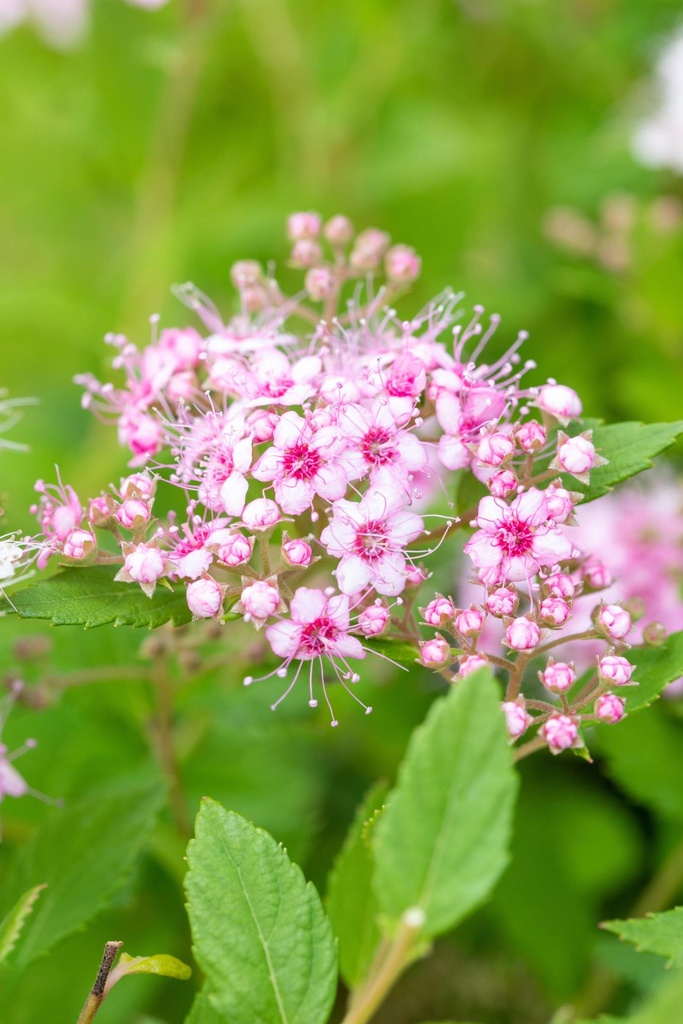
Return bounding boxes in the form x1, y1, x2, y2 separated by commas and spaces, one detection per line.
283, 442, 321, 480
354, 519, 389, 562
361, 427, 396, 466
300, 615, 339, 655
496, 517, 533, 557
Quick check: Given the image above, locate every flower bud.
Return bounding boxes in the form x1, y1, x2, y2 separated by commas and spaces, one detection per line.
504, 616, 540, 651
215, 531, 254, 567
421, 595, 457, 626
62, 528, 97, 561
350, 229, 391, 270
455, 606, 485, 637
544, 572, 575, 599
488, 469, 518, 498
486, 587, 518, 617
120, 473, 156, 501
115, 498, 152, 530
595, 692, 626, 724
357, 603, 390, 637
582, 561, 613, 590
282, 538, 313, 567
537, 383, 583, 424
305, 267, 336, 301
598, 655, 634, 686
88, 495, 115, 528
454, 654, 488, 678
515, 421, 547, 452
539, 597, 571, 626
476, 432, 514, 467
230, 260, 262, 289
541, 715, 580, 754
287, 211, 322, 241
242, 499, 282, 532
553, 432, 603, 482
419, 635, 451, 668
539, 660, 575, 693
384, 245, 421, 283
544, 484, 576, 523
502, 699, 532, 739
187, 577, 225, 619
290, 240, 322, 268
643, 621, 668, 646
596, 604, 632, 640
240, 580, 280, 624
247, 409, 279, 444
324, 215, 354, 245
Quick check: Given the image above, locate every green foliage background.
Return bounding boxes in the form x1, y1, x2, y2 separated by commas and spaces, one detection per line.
1, 1, 683, 1022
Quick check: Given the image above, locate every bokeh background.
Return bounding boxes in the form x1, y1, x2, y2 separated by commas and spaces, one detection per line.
1, 1, 683, 1022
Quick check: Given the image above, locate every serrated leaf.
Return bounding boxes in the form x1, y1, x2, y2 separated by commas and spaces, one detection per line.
624, 632, 683, 712
326, 781, 389, 989
603, 909, 683, 967
0, 566, 192, 628
185, 989, 227, 1024
185, 800, 338, 1024
117, 951, 192, 980
570, 421, 683, 504
0, 885, 46, 965
363, 636, 419, 667
373, 669, 518, 937
0, 776, 165, 968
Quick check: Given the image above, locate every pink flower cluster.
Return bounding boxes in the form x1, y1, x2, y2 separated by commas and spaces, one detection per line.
21, 213, 650, 743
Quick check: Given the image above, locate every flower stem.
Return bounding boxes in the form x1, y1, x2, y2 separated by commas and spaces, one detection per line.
341, 914, 424, 1024
76, 941, 123, 1024
151, 658, 192, 839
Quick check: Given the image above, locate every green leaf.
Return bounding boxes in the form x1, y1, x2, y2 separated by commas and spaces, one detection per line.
0, 886, 46, 966
373, 669, 518, 937
603, 908, 683, 967
115, 951, 192, 980
0, 776, 165, 968
571, 421, 683, 504
624, 632, 683, 712
624, 970, 683, 1023
362, 636, 419, 668
0, 566, 192, 628
185, 990, 227, 1024
185, 800, 338, 1024
326, 781, 389, 989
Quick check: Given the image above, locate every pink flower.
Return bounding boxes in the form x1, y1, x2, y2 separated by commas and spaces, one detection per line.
324, 214, 354, 244
502, 700, 532, 740
595, 692, 626, 724
504, 616, 541, 651
0, 743, 31, 800
287, 212, 322, 240
539, 660, 575, 693
305, 267, 335, 301
336, 401, 428, 485
465, 488, 574, 585
321, 486, 424, 597
541, 715, 581, 754
385, 245, 421, 283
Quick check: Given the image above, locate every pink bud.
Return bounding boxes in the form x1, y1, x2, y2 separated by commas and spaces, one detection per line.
89, 495, 114, 527
116, 498, 151, 530
282, 538, 312, 567
595, 692, 626, 724
455, 607, 485, 637
486, 587, 518, 617
242, 499, 281, 532
419, 635, 451, 668
488, 469, 518, 498
405, 565, 429, 587
247, 409, 279, 444
187, 577, 225, 619
455, 654, 488, 678
544, 572, 575, 599
384, 245, 421, 283
537, 383, 583, 424
540, 660, 575, 693
504, 616, 540, 651
120, 412, 164, 461
357, 603, 391, 637
541, 715, 580, 754
350, 228, 391, 270
422, 595, 457, 626
290, 240, 322, 268
305, 267, 336, 301
556, 434, 599, 478
120, 473, 156, 501
242, 284, 269, 313
539, 597, 571, 626
643, 622, 667, 645
502, 700, 532, 739
476, 432, 514, 467
598, 655, 634, 686
287, 211, 322, 241
230, 260, 262, 288
515, 421, 547, 452
62, 528, 96, 561
583, 561, 613, 590
597, 604, 632, 640
324, 215, 354, 245
121, 544, 166, 586
240, 580, 280, 623
214, 531, 254, 567
544, 484, 576, 523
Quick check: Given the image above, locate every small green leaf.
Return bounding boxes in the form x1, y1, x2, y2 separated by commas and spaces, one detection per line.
363, 636, 419, 667
0, 776, 165, 968
326, 781, 389, 989
0, 566, 192, 628
570, 421, 683, 504
0, 885, 46, 965
185, 800, 338, 1024
116, 951, 193, 980
624, 632, 683, 712
603, 908, 683, 967
373, 669, 518, 938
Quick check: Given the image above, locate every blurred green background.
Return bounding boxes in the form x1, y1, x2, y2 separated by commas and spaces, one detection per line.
1, 1, 683, 1022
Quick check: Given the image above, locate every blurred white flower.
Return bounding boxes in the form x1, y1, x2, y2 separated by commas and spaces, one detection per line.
633, 28, 683, 173
0, 0, 167, 49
